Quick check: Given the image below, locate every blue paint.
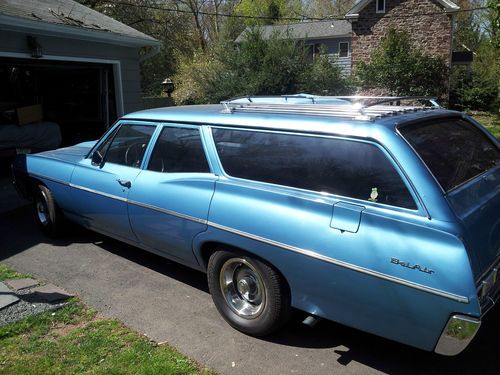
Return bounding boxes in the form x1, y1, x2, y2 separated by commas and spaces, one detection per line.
13, 102, 499, 354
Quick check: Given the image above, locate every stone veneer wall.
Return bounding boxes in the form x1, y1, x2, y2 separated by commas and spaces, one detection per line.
351, 0, 453, 70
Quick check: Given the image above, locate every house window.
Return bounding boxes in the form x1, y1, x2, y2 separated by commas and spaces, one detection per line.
306, 43, 323, 60
376, 0, 385, 13
339, 42, 349, 58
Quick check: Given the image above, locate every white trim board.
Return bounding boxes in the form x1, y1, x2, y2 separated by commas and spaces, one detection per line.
345, 0, 460, 20
0, 51, 124, 117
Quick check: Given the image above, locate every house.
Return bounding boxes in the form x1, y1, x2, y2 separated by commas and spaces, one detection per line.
235, 20, 353, 75
236, 0, 459, 74
0, 0, 160, 147
346, 0, 460, 68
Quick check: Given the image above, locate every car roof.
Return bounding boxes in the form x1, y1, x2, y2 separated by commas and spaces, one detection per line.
122, 103, 461, 139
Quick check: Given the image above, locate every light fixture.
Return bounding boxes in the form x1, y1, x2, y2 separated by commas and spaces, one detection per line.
161, 78, 175, 97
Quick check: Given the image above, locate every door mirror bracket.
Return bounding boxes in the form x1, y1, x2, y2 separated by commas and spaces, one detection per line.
91, 151, 105, 168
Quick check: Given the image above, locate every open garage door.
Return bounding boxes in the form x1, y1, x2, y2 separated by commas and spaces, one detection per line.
0, 57, 117, 154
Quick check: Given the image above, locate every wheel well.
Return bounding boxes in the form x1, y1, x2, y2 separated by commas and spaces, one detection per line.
27, 177, 45, 199
14, 174, 44, 201
199, 241, 291, 296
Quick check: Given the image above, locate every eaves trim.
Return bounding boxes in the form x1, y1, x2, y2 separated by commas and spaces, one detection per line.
0, 14, 160, 48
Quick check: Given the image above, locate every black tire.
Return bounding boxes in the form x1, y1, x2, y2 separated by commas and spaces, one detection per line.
33, 184, 64, 237
207, 249, 291, 337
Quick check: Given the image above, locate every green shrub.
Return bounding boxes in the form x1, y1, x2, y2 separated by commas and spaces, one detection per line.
356, 28, 449, 97
173, 29, 353, 104
299, 47, 355, 95
450, 44, 499, 112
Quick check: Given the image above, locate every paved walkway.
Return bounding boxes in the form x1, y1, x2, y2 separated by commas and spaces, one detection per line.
1, 203, 499, 374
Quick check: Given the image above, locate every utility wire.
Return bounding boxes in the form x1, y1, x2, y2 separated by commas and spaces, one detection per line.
110, 2, 490, 22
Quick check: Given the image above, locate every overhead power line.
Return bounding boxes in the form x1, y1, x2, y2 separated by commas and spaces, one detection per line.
110, 2, 490, 22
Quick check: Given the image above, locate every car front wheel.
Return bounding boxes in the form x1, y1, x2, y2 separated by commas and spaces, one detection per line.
207, 249, 291, 337
34, 184, 63, 237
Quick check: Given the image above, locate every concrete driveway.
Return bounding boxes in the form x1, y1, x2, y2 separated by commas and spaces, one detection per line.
1, 202, 499, 374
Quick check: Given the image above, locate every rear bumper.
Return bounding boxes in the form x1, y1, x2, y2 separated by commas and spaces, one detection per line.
435, 259, 500, 356
434, 314, 481, 356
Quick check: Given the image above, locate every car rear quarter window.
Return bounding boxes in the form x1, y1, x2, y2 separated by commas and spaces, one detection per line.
399, 118, 500, 192
148, 127, 210, 173
212, 128, 416, 209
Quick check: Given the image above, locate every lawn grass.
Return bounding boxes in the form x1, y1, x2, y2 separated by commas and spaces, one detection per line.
0, 264, 215, 375
471, 111, 500, 139
0, 264, 31, 282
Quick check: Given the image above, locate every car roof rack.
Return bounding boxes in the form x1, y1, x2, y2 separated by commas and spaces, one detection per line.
220, 95, 441, 121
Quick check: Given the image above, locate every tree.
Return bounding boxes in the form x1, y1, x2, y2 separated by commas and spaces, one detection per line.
173, 29, 353, 104
356, 29, 449, 97
299, 46, 354, 95
235, 0, 303, 26
77, 0, 203, 95
302, 0, 356, 19
449, 1, 499, 111
486, 0, 500, 49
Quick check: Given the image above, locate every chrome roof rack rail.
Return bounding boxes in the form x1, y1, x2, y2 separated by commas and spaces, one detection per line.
327, 96, 441, 108
220, 95, 441, 120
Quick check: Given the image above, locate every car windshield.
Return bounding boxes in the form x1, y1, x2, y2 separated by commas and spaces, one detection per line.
399, 118, 500, 192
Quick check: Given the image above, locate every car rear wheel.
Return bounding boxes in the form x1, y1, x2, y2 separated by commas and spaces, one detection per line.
34, 184, 63, 237
207, 249, 291, 336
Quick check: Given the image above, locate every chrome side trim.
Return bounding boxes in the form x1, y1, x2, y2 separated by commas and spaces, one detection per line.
434, 314, 481, 356
69, 183, 206, 224
27, 173, 470, 304
127, 199, 207, 225
29, 173, 70, 187
69, 183, 128, 202
208, 221, 470, 304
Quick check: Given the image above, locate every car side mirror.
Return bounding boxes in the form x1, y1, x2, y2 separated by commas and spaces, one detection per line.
91, 151, 104, 167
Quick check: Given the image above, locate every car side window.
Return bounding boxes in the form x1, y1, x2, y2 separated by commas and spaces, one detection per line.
104, 124, 155, 168
213, 128, 416, 209
147, 127, 210, 173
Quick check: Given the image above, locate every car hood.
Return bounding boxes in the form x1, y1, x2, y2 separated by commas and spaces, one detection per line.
35, 141, 97, 164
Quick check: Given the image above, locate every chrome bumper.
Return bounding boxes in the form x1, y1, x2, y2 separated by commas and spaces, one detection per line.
434, 314, 481, 356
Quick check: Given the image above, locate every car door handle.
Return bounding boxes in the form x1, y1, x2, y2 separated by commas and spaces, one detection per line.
116, 179, 132, 189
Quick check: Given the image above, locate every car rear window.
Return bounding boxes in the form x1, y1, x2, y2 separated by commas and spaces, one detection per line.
399, 118, 499, 192
212, 128, 416, 209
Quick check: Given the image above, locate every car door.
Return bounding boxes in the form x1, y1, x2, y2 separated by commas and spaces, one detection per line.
69, 122, 157, 241
127, 124, 217, 264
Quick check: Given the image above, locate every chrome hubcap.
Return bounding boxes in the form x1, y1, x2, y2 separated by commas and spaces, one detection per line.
36, 193, 49, 225
220, 258, 266, 318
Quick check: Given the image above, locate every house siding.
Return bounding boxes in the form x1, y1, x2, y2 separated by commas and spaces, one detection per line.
305, 37, 352, 75
0, 29, 143, 114
351, 0, 453, 70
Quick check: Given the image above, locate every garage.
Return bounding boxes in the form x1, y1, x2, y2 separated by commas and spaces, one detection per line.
0, 57, 116, 148
0, 0, 159, 173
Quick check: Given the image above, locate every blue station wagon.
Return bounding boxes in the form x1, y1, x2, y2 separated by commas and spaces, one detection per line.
12, 96, 500, 356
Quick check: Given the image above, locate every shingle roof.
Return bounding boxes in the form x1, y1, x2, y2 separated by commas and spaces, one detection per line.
235, 20, 352, 43
0, 0, 158, 44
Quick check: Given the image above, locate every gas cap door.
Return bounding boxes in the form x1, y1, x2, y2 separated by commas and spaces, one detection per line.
330, 201, 365, 233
